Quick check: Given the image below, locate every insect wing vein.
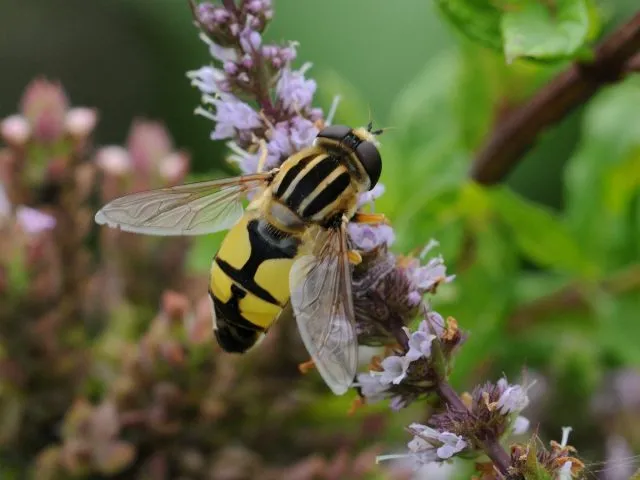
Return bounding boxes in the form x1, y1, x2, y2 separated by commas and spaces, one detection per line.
290, 224, 357, 395
94, 173, 271, 236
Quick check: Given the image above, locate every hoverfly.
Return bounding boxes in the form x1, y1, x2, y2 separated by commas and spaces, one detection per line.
94, 124, 386, 395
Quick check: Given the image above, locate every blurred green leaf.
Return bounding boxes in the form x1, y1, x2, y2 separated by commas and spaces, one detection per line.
596, 289, 640, 364
6, 247, 27, 297
488, 186, 596, 277
565, 77, 640, 267
501, 0, 590, 63
448, 221, 517, 385
315, 70, 371, 128
603, 147, 640, 215
455, 45, 503, 151
434, 0, 504, 51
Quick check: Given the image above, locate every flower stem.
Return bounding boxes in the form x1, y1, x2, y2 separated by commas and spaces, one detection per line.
435, 380, 468, 413
222, 0, 238, 15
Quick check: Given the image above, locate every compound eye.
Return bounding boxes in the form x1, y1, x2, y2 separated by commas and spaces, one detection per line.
355, 141, 382, 190
317, 125, 351, 142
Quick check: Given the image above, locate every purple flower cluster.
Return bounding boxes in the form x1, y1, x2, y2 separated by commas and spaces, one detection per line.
355, 312, 456, 411
188, 0, 328, 174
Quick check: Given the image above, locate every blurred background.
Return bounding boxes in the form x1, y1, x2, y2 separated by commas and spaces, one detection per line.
1, 0, 639, 478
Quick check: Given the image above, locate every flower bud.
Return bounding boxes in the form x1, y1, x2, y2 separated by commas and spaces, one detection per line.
65, 107, 98, 139
20, 78, 69, 144
0, 115, 31, 145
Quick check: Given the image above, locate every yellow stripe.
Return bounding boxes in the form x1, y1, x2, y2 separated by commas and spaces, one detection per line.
316, 137, 369, 186
272, 146, 323, 192
210, 262, 233, 303
314, 183, 357, 220
281, 153, 329, 200
254, 257, 294, 306
239, 293, 281, 329
297, 165, 347, 213
217, 215, 252, 270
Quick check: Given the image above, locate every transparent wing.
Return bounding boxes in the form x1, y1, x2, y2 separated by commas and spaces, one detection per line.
94, 172, 272, 236
289, 222, 357, 395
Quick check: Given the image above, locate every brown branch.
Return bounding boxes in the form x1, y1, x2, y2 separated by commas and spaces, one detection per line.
471, 11, 640, 185
508, 264, 640, 332
626, 52, 640, 72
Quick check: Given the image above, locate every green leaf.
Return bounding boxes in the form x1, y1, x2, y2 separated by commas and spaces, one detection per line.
501, 0, 590, 63
565, 77, 640, 267
434, 0, 504, 51
596, 289, 640, 364
603, 148, 640, 215
488, 186, 596, 277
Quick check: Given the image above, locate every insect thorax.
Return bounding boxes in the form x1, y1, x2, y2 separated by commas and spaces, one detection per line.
269, 147, 360, 229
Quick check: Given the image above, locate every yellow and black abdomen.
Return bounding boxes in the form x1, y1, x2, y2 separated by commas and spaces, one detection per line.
209, 213, 299, 353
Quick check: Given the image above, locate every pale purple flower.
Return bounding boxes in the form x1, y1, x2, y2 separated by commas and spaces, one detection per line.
197, 95, 262, 140
497, 382, 530, 414
196, 3, 230, 28
409, 423, 467, 460
512, 415, 530, 435
276, 63, 316, 112
239, 27, 262, 53
403, 324, 436, 363
226, 142, 261, 175
187, 66, 226, 95
15, 206, 56, 235
375, 423, 469, 467
355, 372, 391, 403
268, 122, 293, 158
377, 355, 410, 385
389, 395, 411, 411
408, 255, 453, 292
348, 222, 395, 251
357, 183, 385, 208
425, 311, 446, 337
195, 31, 238, 63
288, 117, 318, 151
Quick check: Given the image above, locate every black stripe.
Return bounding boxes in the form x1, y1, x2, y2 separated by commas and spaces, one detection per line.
211, 289, 263, 353
275, 154, 314, 199
286, 156, 339, 212
216, 258, 278, 305
302, 172, 351, 218
214, 219, 298, 306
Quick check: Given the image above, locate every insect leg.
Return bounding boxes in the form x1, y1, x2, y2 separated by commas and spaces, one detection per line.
256, 139, 269, 173
352, 212, 388, 225
298, 358, 316, 374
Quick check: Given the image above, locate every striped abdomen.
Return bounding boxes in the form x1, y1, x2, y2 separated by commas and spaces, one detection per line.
270, 148, 358, 227
209, 213, 299, 353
